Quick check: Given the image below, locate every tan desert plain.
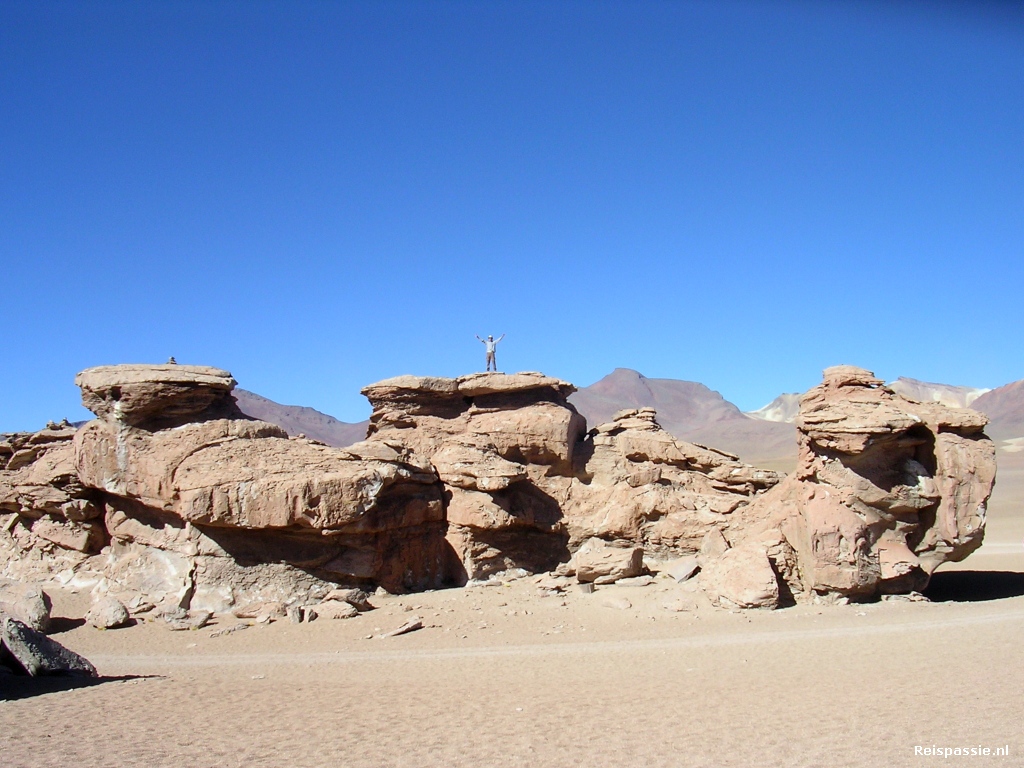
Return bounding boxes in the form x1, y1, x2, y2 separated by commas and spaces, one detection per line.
2, 364, 1023, 768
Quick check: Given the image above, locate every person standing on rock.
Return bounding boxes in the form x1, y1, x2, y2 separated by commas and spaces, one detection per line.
476, 334, 504, 372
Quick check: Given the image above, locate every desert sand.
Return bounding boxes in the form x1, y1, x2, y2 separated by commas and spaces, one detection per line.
2, 449, 1021, 768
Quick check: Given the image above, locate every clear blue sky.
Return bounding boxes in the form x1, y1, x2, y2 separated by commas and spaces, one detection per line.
2, 0, 1022, 430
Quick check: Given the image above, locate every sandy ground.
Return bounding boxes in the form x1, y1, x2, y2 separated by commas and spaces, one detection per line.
3, 450, 1022, 768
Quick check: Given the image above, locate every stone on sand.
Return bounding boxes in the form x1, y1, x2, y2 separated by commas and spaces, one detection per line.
0, 614, 97, 677
86, 596, 130, 629
574, 538, 644, 584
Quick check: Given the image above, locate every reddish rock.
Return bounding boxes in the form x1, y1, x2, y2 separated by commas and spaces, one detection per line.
75, 364, 245, 429
713, 366, 996, 604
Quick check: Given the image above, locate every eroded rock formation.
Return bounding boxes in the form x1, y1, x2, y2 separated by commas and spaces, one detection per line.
0, 362, 996, 617
360, 375, 780, 580
361, 372, 586, 579
698, 366, 996, 608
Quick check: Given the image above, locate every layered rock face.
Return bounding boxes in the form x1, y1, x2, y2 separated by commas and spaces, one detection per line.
701, 366, 996, 608
360, 375, 781, 580
0, 425, 106, 580
4, 365, 450, 612
561, 407, 781, 554
361, 372, 586, 579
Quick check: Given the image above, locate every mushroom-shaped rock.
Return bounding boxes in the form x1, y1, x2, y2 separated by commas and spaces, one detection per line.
75, 364, 243, 429
729, 365, 996, 604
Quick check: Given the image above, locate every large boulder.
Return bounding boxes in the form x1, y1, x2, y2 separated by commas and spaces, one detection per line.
699, 543, 780, 610
0, 614, 97, 677
707, 366, 997, 605
74, 364, 244, 430
573, 537, 644, 583
86, 596, 130, 629
0, 578, 52, 632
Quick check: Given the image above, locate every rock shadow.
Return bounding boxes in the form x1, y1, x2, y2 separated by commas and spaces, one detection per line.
924, 570, 1024, 602
0, 674, 162, 701
45, 617, 87, 634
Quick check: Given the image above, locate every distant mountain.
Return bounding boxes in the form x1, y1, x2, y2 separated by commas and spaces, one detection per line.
234, 389, 368, 447
888, 377, 989, 409
568, 369, 797, 468
972, 379, 1024, 440
746, 393, 801, 424
746, 374, 1023, 449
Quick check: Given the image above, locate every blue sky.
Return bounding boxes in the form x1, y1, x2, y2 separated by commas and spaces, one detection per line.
2, 0, 1022, 430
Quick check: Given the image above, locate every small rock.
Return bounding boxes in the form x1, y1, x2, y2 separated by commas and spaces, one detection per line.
323, 588, 374, 611
578, 583, 595, 594
86, 596, 130, 629
314, 600, 359, 620
159, 608, 212, 631
615, 575, 655, 587
232, 601, 286, 620
496, 568, 530, 582
663, 556, 700, 583
209, 623, 249, 638
381, 616, 423, 638
881, 592, 930, 603
534, 575, 568, 592
287, 605, 303, 624
662, 598, 698, 613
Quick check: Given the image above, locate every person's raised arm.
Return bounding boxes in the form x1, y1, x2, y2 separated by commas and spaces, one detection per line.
497, 334, 505, 343
476, 335, 484, 343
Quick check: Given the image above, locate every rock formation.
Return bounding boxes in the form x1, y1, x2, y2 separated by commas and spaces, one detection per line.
360, 375, 780, 580
698, 366, 996, 608
0, 362, 996, 617
560, 407, 781, 555
361, 371, 586, 580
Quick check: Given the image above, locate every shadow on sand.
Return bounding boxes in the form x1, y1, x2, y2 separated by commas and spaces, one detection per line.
0, 674, 162, 702
44, 617, 88, 634
924, 570, 1024, 603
